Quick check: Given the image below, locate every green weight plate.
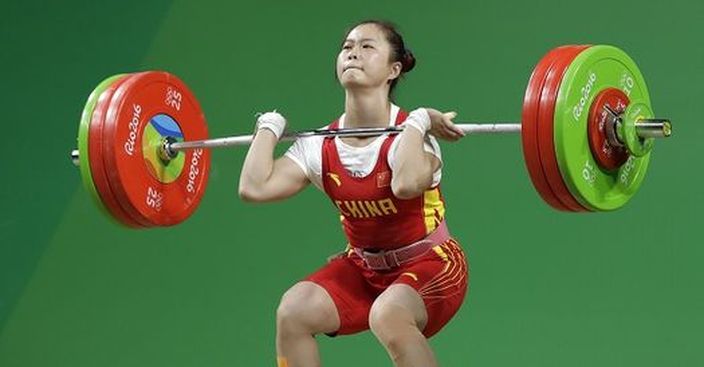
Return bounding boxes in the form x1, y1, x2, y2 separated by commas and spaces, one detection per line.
77, 74, 127, 221
554, 45, 652, 211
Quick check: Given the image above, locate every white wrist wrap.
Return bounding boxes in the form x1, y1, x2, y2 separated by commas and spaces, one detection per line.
404, 108, 431, 135
256, 111, 286, 139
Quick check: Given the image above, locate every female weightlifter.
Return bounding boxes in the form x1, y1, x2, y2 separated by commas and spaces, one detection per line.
239, 20, 469, 367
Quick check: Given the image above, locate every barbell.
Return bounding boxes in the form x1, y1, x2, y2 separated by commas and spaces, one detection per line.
70, 44, 672, 228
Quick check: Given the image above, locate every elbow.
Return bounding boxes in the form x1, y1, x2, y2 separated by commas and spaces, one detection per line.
238, 186, 254, 202
391, 177, 423, 200
238, 169, 267, 202
238, 183, 262, 203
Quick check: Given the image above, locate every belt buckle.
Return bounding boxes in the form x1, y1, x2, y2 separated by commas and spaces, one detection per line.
360, 249, 387, 271
384, 250, 400, 268
362, 249, 400, 270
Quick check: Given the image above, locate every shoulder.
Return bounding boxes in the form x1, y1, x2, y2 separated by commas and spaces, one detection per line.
285, 125, 328, 164
284, 122, 336, 191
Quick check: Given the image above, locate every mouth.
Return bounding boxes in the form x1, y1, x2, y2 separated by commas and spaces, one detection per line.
343, 65, 363, 72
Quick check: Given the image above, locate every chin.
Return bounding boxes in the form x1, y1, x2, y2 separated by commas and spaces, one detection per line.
340, 77, 367, 90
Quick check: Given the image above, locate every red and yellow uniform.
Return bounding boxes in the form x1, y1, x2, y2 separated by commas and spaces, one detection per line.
304, 109, 469, 338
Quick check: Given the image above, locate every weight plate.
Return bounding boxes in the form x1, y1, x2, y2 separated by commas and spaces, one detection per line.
554, 45, 652, 211
587, 88, 630, 171
88, 73, 147, 227
102, 71, 210, 226
537, 45, 591, 212
521, 46, 573, 211
78, 74, 126, 222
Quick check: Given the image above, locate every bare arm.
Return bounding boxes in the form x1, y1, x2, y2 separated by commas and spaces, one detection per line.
391, 128, 441, 199
238, 114, 309, 203
391, 108, 464, 199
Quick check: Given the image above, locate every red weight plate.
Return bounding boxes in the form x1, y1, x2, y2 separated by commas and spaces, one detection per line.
537, 45, 592, 212
521, 46, 577, 211
587, 88, 630, 171
97, 72, 154, 227
88, 74, 146, 228
102, 71, 210, 226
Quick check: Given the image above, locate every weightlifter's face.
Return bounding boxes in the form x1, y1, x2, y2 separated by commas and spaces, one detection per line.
336, 24, 401, 91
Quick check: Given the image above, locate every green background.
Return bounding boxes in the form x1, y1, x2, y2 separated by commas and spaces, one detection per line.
1, 0, 702, 366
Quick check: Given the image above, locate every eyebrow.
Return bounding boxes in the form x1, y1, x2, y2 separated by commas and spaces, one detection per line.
343, 38, 378, 43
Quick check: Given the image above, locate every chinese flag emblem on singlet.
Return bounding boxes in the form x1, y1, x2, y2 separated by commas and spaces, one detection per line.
376, 171, 391, 188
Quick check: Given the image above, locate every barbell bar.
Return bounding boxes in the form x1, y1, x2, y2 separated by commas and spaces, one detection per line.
70, 119, 671, 165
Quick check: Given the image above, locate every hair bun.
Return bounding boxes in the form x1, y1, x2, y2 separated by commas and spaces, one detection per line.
402, 49, 416, 72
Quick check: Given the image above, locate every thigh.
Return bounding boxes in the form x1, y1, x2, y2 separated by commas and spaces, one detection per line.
304, 256, 378, 336
392, 238, 469, 338
279, 281, 341, 335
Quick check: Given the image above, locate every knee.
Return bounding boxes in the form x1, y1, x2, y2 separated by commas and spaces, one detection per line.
368, 302, 415, 346
276, 282, 337, 335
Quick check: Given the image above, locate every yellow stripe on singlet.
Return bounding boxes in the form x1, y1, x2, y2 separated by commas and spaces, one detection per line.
432, 245, 449, 262
423, 187, 445, 234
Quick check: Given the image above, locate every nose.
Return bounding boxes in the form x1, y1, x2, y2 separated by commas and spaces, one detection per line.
347, 46, 359, 60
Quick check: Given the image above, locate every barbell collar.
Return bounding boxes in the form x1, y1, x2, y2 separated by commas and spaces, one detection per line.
603, 104, 672, 142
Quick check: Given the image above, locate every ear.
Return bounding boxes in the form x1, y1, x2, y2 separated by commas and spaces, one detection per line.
387, 61, 402, 82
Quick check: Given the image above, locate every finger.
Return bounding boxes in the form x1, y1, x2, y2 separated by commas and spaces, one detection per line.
443, 112, 458, 128
443, 111, 458, 121
442, 115, 465, 137
444, 132, 461, 142
440, 124, 461, 141
432, 120, 461, 141
447, 122, 465, 137
429, 128, 450, 141
435, 129, 460, 142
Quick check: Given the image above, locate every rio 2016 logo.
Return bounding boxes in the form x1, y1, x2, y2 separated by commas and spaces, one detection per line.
572, 72, 597, 122
124, 104, 142, 156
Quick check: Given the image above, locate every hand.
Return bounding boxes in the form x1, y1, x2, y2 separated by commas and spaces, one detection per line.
255, 110, 287, 140
425, 108, 465, 142
404, 108, 465, 142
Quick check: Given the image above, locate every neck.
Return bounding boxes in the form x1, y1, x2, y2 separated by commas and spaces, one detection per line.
343, 88, 391, 128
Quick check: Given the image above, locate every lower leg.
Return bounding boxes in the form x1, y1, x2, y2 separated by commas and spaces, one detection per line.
276, 325, 321, 367
372, 303, 438, 367
275, 282, 341, 367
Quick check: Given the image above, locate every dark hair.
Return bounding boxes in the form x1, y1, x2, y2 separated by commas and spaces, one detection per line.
342, 19, 416, 99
